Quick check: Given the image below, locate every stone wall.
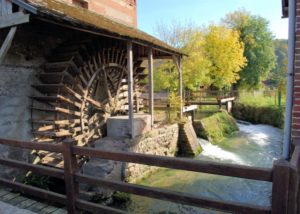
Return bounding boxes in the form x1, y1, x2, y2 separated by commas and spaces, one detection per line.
126, 124, 179, 182
177, 121, 202, 157
0, 26, 63, 179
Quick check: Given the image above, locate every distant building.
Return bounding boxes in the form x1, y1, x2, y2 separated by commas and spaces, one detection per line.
64, 0, 137, 27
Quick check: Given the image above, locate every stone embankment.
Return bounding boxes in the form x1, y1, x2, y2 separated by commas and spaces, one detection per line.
177, 121, 202, 156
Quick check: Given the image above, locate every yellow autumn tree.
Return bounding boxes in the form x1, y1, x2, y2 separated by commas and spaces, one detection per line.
204, 25, 247, 89
154, 22, 246, 91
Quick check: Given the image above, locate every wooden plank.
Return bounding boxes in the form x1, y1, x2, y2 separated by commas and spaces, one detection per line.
76, 174, 271, 214
76, 199, 128, 214
72, 146, 273, 181
7, 195, 28, 205
0, 189, 9, 196
127, 41, 134, 138
1, 192, 19, 202
40, 205, 59, 214
219, 97, 236, 103
27, 202, 48, 212
183, 105, 198, 113
0, 158, 64, 179
17, 199, 37, 209
0, 138, 63, 153
0, 26, 16, 64
0, 12, 29, 29
52, 208, 68, 214
0, 178, 66, 205
271, 159, 290, 214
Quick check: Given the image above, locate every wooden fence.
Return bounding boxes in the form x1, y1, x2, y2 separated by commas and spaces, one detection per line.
185, 90, 239, 102
0, 138, 299, 213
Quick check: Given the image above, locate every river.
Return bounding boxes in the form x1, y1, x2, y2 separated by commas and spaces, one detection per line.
124, 123, 283, 214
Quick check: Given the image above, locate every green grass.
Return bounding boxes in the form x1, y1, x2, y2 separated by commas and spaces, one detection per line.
237, 90, 286, 107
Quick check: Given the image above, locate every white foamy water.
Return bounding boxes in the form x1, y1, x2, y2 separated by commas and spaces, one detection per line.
238, 123, 283, 147
198, 123, 283, 167
198, 139, 246, 165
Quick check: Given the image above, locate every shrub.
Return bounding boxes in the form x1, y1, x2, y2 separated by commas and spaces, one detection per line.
232, 103, 284, 128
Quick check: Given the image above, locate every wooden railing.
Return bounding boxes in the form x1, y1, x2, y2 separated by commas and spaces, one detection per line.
185, 90, 239, 102
0, 138, 299, 214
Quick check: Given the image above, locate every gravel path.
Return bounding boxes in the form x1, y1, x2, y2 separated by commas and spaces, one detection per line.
0, 201, 36, 214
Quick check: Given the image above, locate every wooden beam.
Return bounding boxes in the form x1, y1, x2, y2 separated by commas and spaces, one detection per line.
127, 41, 134, 138
148, 47, 154, 127
0, 12, 30, 29
11, 0, 38, 14
0, 26, 16, 63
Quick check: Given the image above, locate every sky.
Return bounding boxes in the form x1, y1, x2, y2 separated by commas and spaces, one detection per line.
137, 0, 288, 40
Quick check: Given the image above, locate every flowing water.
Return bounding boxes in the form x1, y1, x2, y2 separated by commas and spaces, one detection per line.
124, 123, 283, 214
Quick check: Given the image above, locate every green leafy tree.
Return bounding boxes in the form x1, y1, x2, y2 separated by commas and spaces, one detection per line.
268, 39, 288, 92
223, 10, 276, 89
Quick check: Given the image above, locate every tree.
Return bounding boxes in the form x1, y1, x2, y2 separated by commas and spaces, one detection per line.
268, 39, 288, 91
223, 10, 276, 89
154, 22, 246, 91
154, 22, 211, 92
203, 25, 247, 89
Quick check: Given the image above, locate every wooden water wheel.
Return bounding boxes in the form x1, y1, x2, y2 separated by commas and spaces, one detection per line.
31, 40, 146, 167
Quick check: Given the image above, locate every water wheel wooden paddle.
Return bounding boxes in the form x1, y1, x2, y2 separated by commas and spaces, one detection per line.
31, 40, 146, 167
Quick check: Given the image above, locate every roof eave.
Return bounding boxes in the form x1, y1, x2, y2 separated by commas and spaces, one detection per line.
12, 0, 185, 57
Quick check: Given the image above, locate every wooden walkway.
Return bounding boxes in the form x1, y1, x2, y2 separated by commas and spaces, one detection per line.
0, 188, 67, 214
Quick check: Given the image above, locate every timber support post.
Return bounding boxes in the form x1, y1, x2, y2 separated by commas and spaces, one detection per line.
62, 139, 79, 213
272, 159, 291, 214
148, 47, 154, 127
127, 41, 134, 138
173, 55, 183, 120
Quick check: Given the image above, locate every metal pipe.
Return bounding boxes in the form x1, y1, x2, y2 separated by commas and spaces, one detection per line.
283, 0, 296, 159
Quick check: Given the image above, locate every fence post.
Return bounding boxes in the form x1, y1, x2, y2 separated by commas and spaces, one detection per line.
63, 138, 79, 213
289, 145, 300, 214
272, 159, 291, 214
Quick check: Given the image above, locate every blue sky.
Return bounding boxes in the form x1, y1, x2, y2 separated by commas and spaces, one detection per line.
137, 0, 288, 39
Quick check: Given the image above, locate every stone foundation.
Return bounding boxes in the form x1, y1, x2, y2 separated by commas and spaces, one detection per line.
126, 124, 179, 182
81, 124, 179, 196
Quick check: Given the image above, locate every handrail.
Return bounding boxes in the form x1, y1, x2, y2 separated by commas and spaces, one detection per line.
76, 173, 271, 214
73, 146, 273, 181
0, 137, 298, 213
